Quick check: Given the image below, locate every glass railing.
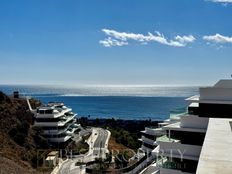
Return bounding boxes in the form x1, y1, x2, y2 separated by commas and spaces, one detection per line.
169, 107, 187, 120
156, 158, 184, 170
161, 160, 196, 173
162, 160, 177, 168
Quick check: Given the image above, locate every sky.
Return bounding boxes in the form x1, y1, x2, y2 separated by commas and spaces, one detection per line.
0, 0, 232, 86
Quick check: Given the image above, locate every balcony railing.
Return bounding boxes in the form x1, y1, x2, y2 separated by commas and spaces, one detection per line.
35, 107, 73, 118
34, 116, 76, 127
169, 107, 188, 120
43, 122, 77, 135
141, 136, 156, 145
141, 145, 153, 152
157, 141, 201, 161
58, 115, 76, 126
144, 127, 166, 136
48, 135, 72, 143
162, 160, 183, 170
160, 168, 193, 174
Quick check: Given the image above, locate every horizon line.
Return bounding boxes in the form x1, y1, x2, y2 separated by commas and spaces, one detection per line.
0, 83, 206, 88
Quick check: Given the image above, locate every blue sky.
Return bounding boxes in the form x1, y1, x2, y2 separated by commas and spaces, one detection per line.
0, 0, 232, 86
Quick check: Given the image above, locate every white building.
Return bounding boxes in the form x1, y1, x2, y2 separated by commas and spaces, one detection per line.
139, 108, 186, 154
28, 100, 80, 144
142, 79, 232, 174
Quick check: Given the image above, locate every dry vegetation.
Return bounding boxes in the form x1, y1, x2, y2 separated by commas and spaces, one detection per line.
108, 137, 135, 158
0, 91, 49, 174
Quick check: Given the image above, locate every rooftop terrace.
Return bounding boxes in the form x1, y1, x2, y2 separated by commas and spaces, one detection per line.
196, 118, 232, 174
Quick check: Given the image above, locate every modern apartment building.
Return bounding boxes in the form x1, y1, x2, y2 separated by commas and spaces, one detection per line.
139, 108, 186, 154
28, 100, 80, 144
142, 79, 232, 174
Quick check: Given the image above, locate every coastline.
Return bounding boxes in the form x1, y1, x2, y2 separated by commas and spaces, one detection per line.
0, 85, 194, 120
79, 117, 160, 130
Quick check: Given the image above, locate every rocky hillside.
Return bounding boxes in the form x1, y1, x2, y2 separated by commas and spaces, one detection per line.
0, 91, 48, 174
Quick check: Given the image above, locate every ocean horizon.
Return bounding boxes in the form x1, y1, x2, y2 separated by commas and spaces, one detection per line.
0, 85, 198, 120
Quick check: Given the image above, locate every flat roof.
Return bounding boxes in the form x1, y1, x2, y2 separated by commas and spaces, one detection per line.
214, 79, 232, 88
163, 122, 207, 133
196, 118, 232, 174
186, 95, 232, 105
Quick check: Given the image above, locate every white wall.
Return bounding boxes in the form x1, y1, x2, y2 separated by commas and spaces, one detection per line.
158, 142, 202, 161
180, 116, 209, 129
200, 88, 232, 101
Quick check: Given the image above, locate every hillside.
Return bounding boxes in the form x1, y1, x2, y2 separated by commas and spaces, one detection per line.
0, 91, 48, 174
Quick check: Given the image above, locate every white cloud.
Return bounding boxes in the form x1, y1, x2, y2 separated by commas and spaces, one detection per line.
203, 33, 232, 43
100, 29, 195, 47
99, 37, 128, 47
207, 0, 232, 6
208, 0, 232, 3
175, 35, 196, 43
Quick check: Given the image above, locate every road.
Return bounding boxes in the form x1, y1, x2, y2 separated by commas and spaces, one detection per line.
58, 160, 72, 174
57, 128, 110, 174
92, 128, 109, 158
57, 158, 86, 174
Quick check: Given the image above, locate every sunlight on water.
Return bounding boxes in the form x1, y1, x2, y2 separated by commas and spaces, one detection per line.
0, 85, 198, 120
0, 85, 198, 97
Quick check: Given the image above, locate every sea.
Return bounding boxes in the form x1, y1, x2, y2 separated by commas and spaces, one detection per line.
0, 85, 198, 121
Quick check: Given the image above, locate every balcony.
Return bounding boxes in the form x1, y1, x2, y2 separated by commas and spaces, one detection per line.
156, 135, 180, 143
162, 121, 207, 134
66, 127, 78, 135
142, 127, 165, 136
180, 115, 209, 130
140, 145, 154, 153
72, 123, 81, 128
34, 115, 76, 127
156, 141, 201, 161
43, 123, 78, 135
48, 135, 72, 143
158, 122, 170, 127
155, 156, 198, 174
160, 168, 193, 174
35, 107, 72, 118
35, 110, 63, 118
58, 115, 76, 126
141, 136, 156, 146
43, 128, 67, 135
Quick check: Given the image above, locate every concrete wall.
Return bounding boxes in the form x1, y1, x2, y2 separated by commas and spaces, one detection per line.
180, 115, 209, 129
158, 142, 202, 161
200, 88, 232, 101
